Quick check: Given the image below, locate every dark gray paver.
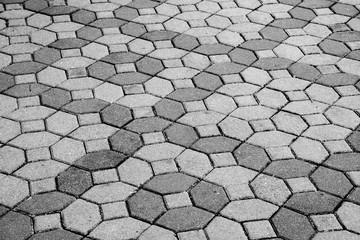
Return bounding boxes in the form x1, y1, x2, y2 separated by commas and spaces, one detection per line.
319, 39, 351, 57
165, 123, 198, 147
142, 30, 178, 41
62, 99, 109, 114
154, 99, 185, 121
33, 47, 61, 65
125, 117, 171, 133
41, 88, 72, 109
2, 61, 46, 75
173, 34, 200, 51
144, 172, 197, 194
114, 6, 139, 20
272, 207, 315, 240
240, 39, 279, 51
311, 166, 353, 197
5, 83, 50, 98
16, 192, 75, 215
156, 206, 214, 232
76, 26, 103, 41
74, 150, 127, 171
260, 26, 289, 42
331, 3, 359, 16
57, 166, 93, 197
127, 189, 166, 223
0, 211, 32, 240
264, 159, 316, 179
347, 131, 360, 152
324, 152, 360, 171
0, 205, 9, 217
49, 38, 89, 50
194, 43, 233, 55
229, 48, 257, 66
90, 19, 127, 28
299, 0, 334, 8
72, 10, 96, 25
192, 136, 240, 154
271, 19, 307, 29
316, 73, 359, 86
28, 229, 82, 240
24, 0, 48, 11
233, 143, 270, 171
348, 188, 360, 204
109, 129, 143, 155
88, 61, 116, 80
0, 72, 15, 92
285, 191, 341, 215
41, 5, 78, 15
252, 57, 293, 70
328, 31, 360, 42
289, 62, 320, 81
206, 62, 246, 75
126, 0, 160, 9
101, 52, 142, 64
289, 7, 316, 21
348, 50, 360, 61
190, 181, 229, 213
107, 72, 150, 85
136, 56, 164, 75
193, 72, 223, 91
101, 104, 133, 128
167, 88, 211, 102
121, 22, 147, 37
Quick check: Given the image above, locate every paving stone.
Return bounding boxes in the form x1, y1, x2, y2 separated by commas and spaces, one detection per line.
176, 149, 212, 178
311, 214, 342, 231
74, 150, 126, 171
173, 34, 200, 51
228, 48, 257, 66
127, 189, 166, 223
87, 61, 116, 80
71, 9, 96, 25
0, 146, 25, 174
108, 72, 150, 86
260, 26, 288, 42
114, 6, 139, 20
251, 174, 291, 205
135, 56, 164, 75
291, 137, 329, 163
0, 175, 29, 207
5, 83, 50, 98
154, 99, 185, 121
50, 38, 88, 50
102, 52, 142, 65
272, 207, 315, 240
89, 217, 149, 240
56, 166, 92, 197
76, 26, 102, 41
156, 206, 214, 232
194, 43, 233, 55
144, 172, 197, 194
125, 117, 171, 133
118, 157, 153, 186
324, 152, 360, 171
101, 104, 132, 128
109, 129, 142, 155
205, 217, 247, 240
164, 123, 198, 147
62, 99, 109, 114
10, 132, 61, 150
0, 118, 21, 143
0, 211, 33, 240
16, 191, 75, 215
264, 159, 316, 179
285, 191, 341, 215
348, 131, 360, 152
29, 229, 82, 240
192, 136, 240, 154
233, 143, 270, 171
167, 88, 211, 102
311, 166, 353, 197
33, 47, 61, 65
2, 61, 46, 75
206, 62, 246, 75
312, 231, 360, 240
348, 188, 360, 204
24, 0, 48, 11
134, 142, 184, 162
91, 19, 127, 29
190, 181, 229, 213
142, 30, 178, 41
121, 22, 147, 37
289, 62, 320, 81
316, 73, 359, 87
337, 201, 360, 234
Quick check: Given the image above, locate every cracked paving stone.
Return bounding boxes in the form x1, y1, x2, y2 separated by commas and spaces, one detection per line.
285, 191, 341, 215
41, 88, 71, 109
5, 83, 50, 98
173, 34, 200, 51
16, 191, 75, 215
144, 172, 197, 194
88, 61, 116, 80
62, 99, 109, 114
167, 88, 211, 102
56, 166, 92, 197
233, 143, 270, 171
264, 159, 316, 179
49, 38, 88, 50
127, 189, 166, 223
164, 123, 199, 147
125, 116, 171, 133
107, 72, 150, 86
74, 150, 126, 171
311, 166, 353, 197
109, 129, 143, 155
190, 181, 229, 213
33, 47, 61, 65
154, 99, 185, 121
156, 206, 214, 232
192, 136, 240, 154
0, 211, 33, 240
272, 207, 315, 240
101, 104, 133, 128
347, 131, 360, 152
76, 26, 102, 41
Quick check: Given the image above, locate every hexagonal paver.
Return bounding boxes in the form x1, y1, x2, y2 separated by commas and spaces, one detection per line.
46, 111, 79, 136
57, 166, 92, 196
337, 202, 360, 234
144, 172, 197, 194
176, 149, 212, 178
74, 150, 126, 171
0, 211, 33, 240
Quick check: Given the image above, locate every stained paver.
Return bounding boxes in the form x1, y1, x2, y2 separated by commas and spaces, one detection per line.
1, 1, 360, 239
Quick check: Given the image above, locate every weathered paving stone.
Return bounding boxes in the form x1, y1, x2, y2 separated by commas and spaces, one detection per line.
114, 6, 139, 20
193, 72, 223, 91
74, 150, 127, 171
62, 99, 109, 114
173, 34, 200, 51
127, 189, 166, 223
347, 131, 360, 152
272, 207, 315, 240
49, 38, 88, 50
285, 191, 341, 215
319, 39, 351, 57
233, 143, 270, 171
109, 129, 143, 155
41, 5, 78, 15
192, 136, 240, 154
136, 56, 164, 75
0, 72, 14, 92
252, 58, 293, 70
5, 83, 50, 98
260, 26, 288, 42
33, 47, 61, 65
156, 206, 214, 232
16, 191, 75, 215
165, 123, 198, 147
190, 181, 229, 213
144, 172, 197, 194
121, 22, 147, 37
240, 39, 279, 51
71, 9, 96, 25
107, 72, 150, 85
0, 211, 33, 240
90, 19, 127, 28
271, 19, 307, 29
289, 7, 316, 21
167, 88, 211, 102
289, 62, 320, 81
332, 3, 359, 16
264, 159, 316, 179
76, 26, 102, 41
88, 61, 116, 80
316, 73, 359, 86
24, 0, 48, 11
328, 31, 360, 42
229, 48, 257, 66
324, 152, 360, 171
56, 166, 92, 197
102, 52, 142, 64
194, 43, 233, 55
101, 104, 133, 128
142, 30, 178, 42
154, 99, 185, 121
311, 166, 353, 197
125, 117, 171, 133
41, 88, 71, 109
28, 229, 82, 240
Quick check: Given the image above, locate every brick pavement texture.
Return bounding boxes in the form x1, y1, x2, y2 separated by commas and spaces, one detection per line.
0, 0, 360, 239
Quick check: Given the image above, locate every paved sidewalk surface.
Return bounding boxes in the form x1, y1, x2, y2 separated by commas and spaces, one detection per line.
0, 0, 360, 239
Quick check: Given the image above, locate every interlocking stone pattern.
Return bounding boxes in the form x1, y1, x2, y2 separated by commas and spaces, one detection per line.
1, 0, 360, 239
